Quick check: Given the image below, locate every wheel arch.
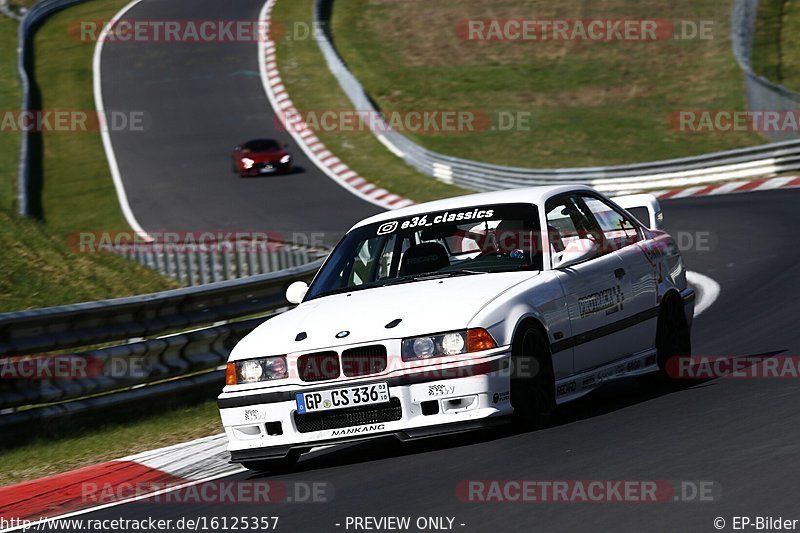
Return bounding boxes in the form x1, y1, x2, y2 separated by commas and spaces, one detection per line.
660, 287, 683, 309
512, 316, 549, 350
476, 305, 551, 349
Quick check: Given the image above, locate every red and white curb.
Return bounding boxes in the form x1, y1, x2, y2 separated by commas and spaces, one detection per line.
653, 176, 800, 200
0, 273, 721, 525
0, 435, 239, 523
258, 0, 414, 211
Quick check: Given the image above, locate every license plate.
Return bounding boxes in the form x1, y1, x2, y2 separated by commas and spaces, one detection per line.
295, 383, 390, 414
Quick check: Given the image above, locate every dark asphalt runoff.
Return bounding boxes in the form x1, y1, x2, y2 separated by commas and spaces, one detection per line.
54, 189, 800, 532
93, 0, 800, 531
100, 0, 381, 246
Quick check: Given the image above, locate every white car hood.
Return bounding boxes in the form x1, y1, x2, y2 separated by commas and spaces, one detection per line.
231, 272, 536, 359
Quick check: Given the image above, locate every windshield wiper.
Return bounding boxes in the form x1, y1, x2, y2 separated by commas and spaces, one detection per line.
378, 269, 486, 287
312, 270, 486, 299
313, 282, 384, 299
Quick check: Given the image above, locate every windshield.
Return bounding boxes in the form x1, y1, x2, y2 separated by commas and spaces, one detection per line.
306, 203, 541, 300
243, 140, 280, 152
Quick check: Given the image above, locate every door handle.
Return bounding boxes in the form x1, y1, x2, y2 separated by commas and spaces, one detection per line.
614, 268, 626, 279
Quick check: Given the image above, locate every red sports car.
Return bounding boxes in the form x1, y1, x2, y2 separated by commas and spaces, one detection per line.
231, 139, 293, 177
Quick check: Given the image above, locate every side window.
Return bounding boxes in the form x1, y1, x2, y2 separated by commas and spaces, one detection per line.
545, 195, 594, 255
581, 195, 641, 250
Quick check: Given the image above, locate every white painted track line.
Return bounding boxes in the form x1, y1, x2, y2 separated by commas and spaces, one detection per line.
686, 270, 721, 317
92, 0, 151, 241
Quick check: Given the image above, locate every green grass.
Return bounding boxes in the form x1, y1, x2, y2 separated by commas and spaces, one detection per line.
0, 0, 178, 312
325, 0, 764, 168
1, 400, 222, 486
0, 0, 760, 486
751, 0, 800, 91
34, 0, 132, 232
0, 16, 21, 211
0, 2, 221, 479
0, 208, 175, 312
271, 0, 470, 202
9, 0, 38, 8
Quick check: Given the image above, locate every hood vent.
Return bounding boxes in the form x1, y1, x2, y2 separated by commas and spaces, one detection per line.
385, 318, 402, 329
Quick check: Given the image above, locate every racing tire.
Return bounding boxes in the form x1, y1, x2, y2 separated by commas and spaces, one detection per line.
655, 292, 692, 379
240, 449, 302, 473
510, 325, 556, 429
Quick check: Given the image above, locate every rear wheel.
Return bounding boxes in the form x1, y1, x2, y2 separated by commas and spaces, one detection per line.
510, 325, 556, 428
240, 449, 302, 473
655, 292, 692, 377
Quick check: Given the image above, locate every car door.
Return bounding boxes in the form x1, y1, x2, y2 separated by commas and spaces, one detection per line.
546, 194, 637, 373
580, 194, 659, 356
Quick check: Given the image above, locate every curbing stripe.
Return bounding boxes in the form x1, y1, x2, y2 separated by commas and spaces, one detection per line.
707, 181, 748, 195
0, 461, 186, 521
0, 435, 241, 522
656, 176, 800, 200
258, 0, 414, 210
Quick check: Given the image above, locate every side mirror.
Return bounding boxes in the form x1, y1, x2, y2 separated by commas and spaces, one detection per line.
552, 238, 599, 269
286, 281, 309, 304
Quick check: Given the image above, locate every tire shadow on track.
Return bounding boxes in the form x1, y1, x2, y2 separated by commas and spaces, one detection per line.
554, 349, 787, 426
241, 350, 788, 478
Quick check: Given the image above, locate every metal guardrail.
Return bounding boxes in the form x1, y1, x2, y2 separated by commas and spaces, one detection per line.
6, 0, 797, 437
16, 1, 327, 282
0, 0, 23, 21
17, 0, 89, 217
0, 260, 322, 431
313, 0, 800, 193
731, 0, 800, 142
108, 240, 327, 286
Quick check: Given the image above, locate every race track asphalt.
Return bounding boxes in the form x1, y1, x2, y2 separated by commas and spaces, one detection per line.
52, 190, 800, 532
92, 0, 800, 530
99, 0, 381, 246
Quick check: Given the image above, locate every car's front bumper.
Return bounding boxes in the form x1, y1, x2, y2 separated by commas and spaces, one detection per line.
242, 162, 292, 176
218, 351, 512, 461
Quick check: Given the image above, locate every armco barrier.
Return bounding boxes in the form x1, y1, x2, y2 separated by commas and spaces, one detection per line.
16, 0, 800, 213
109, 239, 327, 286
0, 0, 23, 21
732, 0, 800, 142
0, 260, 322, 432
17, 0, 90, 217
16, 1, 327, 285
0, 260, 320, 357
312, 0, 800, 193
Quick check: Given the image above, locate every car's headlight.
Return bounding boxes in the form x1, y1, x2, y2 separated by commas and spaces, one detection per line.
401, 328, 497, 361
225, 356, 288, 385
280, 154, 291, 164
241, 157, 255, 169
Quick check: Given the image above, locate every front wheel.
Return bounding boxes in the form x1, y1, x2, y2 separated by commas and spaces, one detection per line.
510, 326, 556, 429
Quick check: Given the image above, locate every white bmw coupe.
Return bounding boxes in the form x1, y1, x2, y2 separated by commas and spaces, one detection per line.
218, 185, 694, 470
